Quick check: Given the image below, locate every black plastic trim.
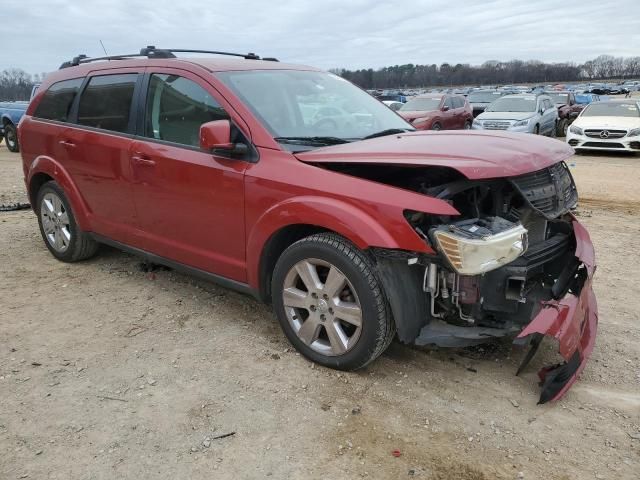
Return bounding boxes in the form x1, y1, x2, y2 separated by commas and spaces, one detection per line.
91, 234, 260, 300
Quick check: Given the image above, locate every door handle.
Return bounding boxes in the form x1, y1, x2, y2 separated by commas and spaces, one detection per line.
131, 154, 156, 167
58, 140, 76, 148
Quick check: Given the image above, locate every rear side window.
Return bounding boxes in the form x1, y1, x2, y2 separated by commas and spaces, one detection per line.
77, 74, 138, 133
443, 97, 454, 109
33, 78, 83, 122
144, 74, 229, 147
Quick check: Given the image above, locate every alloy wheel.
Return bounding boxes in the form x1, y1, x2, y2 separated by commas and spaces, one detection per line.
282, 258, 362, 356
40, 192, 71, 252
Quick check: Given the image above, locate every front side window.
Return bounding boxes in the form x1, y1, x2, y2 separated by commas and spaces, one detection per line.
33, 78, 83, 122
452, 96, 465, 109
77, 74, 138, 133
144, 74, 229, 147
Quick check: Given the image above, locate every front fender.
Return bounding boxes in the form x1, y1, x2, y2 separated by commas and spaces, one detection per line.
27, 156, 91, 230
245, 195, 432, 290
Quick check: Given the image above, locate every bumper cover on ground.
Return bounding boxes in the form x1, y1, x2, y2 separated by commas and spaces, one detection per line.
516, 218, 598, 403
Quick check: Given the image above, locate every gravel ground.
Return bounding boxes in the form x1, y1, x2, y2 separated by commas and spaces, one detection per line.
1, 142, 639, 479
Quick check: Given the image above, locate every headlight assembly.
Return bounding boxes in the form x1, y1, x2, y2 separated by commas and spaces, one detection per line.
432, 218, 528, 275
569, 125, 583, 135
513, 118, 531, 127
628, 128, 640, 137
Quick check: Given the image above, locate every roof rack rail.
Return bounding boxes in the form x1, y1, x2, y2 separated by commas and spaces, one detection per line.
59, 46, 278, 69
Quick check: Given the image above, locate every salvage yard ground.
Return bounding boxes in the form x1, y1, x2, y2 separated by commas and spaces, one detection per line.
0, 143, 639, 479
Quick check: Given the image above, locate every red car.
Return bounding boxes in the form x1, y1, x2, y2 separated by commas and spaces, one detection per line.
18, 48, 597, 403
398, 94, 473, 130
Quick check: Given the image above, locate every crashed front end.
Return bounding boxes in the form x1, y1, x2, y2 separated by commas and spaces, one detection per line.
399, 161, 598, 403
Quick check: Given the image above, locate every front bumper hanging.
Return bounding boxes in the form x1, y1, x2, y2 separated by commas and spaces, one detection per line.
516, 218, 598, 404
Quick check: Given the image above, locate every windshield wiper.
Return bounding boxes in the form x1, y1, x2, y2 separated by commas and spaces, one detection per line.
275, 136, 351, 146
363, 128, 414, 140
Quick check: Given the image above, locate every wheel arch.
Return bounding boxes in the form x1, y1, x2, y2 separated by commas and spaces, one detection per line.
27, 156, 91, 230
247, 195, 424, 301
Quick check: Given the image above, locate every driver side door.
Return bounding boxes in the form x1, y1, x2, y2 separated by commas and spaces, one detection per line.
128, 69, 249, 282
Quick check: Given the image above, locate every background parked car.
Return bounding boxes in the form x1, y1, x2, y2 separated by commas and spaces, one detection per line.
544, 91, 585, 136
0, 84, 40, 152
467, 90, 505, 117
472, 94, 558, 136
575, 93, 601, 105
382, 100, 403, 111
398, 94, 473, 130
566, 99, 640, 154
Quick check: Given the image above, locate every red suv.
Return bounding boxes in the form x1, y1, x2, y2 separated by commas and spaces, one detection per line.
19, 48, 597, 402
398, 94, 473, 130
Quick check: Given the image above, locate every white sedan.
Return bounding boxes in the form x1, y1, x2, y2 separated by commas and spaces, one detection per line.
566, 99, 640, 153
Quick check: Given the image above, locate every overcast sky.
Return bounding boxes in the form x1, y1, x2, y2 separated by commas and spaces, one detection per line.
4, 0, 640, 75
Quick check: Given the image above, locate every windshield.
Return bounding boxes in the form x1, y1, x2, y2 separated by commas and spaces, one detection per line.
486, 97, 537, 113
216, 70, 411, 142
400, 97, 441, 111
582, 102, 639, 117
547, 93, 569, 105
467, 92, 502, 103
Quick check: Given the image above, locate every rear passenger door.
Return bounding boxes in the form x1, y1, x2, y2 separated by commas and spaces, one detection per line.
442, 96, 455, 129
128, 68, 248, 282
451, 96, 466, 128
62, 70, 142, 241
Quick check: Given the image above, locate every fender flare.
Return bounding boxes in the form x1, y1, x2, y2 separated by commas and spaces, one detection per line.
245, 195, 428, 290
27, 156, 92, 230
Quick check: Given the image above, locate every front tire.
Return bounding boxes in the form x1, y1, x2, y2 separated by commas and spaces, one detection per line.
4, 123, 19, 152
534, 124, 540, 135
432, 122, 442, 131
557, 119, 568, 137
271, 233, 395, 370
36, 181, 99, 262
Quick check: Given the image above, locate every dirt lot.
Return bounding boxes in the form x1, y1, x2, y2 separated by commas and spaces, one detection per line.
1, 141, 639, 480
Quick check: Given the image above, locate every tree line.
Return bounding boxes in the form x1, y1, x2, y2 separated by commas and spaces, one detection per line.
0, 69, 48, 101
333, 55, 640, 89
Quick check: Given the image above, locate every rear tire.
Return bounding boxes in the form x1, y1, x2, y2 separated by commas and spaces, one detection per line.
4, 123, 19, 152
271, 233, 395, 370
36, 181, 99, 262
463, 120, 472, 130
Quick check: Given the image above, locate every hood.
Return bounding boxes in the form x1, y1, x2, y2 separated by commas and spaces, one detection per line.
295, 131, 574, 180
476, 111, 536, 122
398, 110, 439, 122
573, 116, 640, 130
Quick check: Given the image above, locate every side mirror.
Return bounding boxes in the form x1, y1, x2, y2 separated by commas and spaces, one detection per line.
442, 105, 450, 112
199, 120, 248, 156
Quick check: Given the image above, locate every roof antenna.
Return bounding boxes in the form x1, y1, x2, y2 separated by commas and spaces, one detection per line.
99, 40, 109, 57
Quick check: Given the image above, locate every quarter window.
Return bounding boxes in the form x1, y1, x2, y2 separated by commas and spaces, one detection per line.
33, 78, 83, 122
144, 74, 229, 147
77, 74, 138, 133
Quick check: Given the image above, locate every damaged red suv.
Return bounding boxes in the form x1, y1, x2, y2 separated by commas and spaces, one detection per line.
19, 47, 597, 403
